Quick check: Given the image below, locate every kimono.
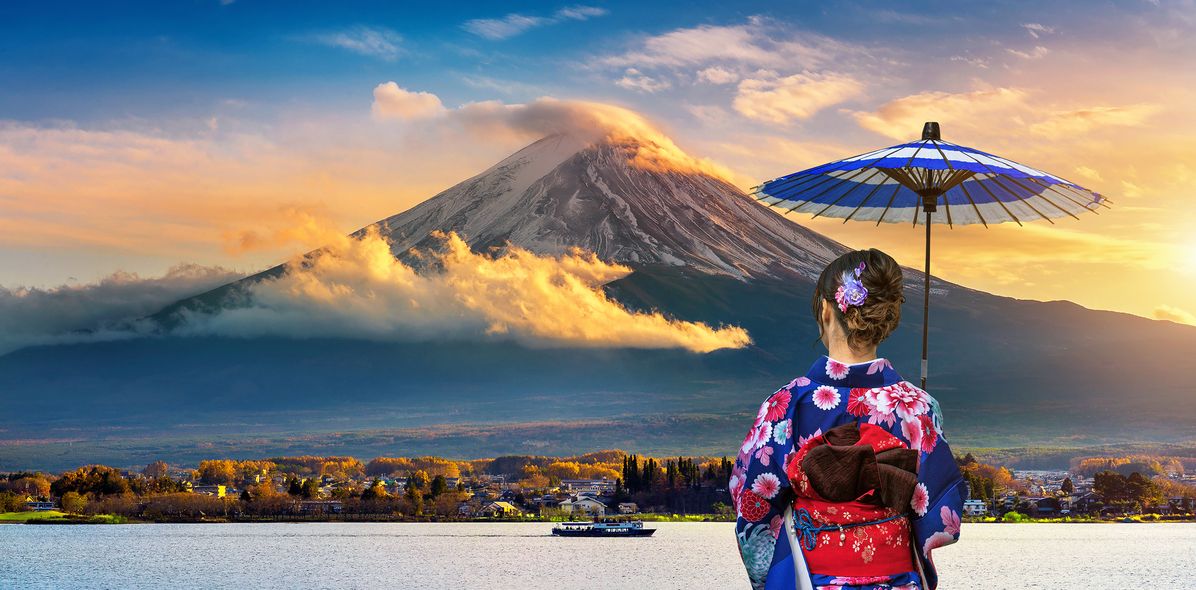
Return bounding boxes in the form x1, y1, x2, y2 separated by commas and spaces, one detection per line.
731, 356, 964, 590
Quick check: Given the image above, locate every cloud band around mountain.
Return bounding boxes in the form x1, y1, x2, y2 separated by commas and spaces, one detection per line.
178, 229, 752, 353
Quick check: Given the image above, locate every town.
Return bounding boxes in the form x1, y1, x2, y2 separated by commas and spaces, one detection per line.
3, 451, 1194, 524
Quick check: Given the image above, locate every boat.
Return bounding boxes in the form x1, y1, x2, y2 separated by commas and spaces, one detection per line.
551, 519, 656, 537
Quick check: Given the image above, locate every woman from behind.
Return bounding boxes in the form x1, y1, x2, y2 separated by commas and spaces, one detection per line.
730, 248, 964, 590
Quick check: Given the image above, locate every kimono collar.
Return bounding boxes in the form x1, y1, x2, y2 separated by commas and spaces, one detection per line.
805, 355, 902, 389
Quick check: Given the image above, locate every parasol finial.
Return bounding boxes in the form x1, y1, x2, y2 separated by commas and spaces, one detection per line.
921, 121, 941, 140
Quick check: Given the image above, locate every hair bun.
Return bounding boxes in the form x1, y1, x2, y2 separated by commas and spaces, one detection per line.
812, 248, 905, 349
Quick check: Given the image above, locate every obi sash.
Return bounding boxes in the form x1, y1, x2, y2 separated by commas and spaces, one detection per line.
784, 421, 919, 578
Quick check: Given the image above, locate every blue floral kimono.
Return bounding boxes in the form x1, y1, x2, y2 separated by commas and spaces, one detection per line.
730, 356, 964, 590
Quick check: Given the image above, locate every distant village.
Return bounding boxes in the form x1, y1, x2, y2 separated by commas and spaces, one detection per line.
3, 451, 1195, 523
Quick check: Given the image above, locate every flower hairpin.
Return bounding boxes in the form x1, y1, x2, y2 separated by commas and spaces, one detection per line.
834, 262, 868, 313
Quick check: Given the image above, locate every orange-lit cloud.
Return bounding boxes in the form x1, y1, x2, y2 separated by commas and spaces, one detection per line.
733, 71, 864, 124
371, 82, 446, 119
370, 88, 735, 180
850, 87, 1031, 140
182, 229, 751, 352
1153, 305, 1196, 326
1028, 104, 1160, 136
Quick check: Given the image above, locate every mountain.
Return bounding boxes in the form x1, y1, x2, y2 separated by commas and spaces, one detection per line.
366, 133, 842, 280
2, 132, 1194, 471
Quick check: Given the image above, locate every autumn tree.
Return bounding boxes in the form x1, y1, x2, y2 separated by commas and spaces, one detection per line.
143, 461, 170, 479
60, 491, 86, 514
51, 465, 130, 497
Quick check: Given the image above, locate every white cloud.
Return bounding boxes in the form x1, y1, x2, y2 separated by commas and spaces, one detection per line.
371, 82, 447, 120
596, 20, 852, 70
1021, 23, 1056, 39
697, 66, 739, 85
0, 264, 242, 355
950, 54, 990, 69
463, 5, 608, 40
615, 68, 671, 93
181, 230, 750, 353
1006, 45, 1050, 60
555, 5, 608, 20
733, 71, 864, 124
310, 26, 403, 61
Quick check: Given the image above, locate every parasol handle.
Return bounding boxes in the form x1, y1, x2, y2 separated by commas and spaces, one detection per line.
921, 206, 932, 390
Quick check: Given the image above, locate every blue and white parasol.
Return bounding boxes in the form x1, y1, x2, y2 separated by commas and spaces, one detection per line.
752, 122, 1110, 388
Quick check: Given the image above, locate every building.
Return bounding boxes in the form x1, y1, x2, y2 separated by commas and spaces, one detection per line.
559, 496, 607, 517
617, 502, 638, 514
25, 501, 55, 511
298, 500, 344, 514
480, 501, 523, 517
193, 484, 226, 498
962, 499, 987, 516
561, 478, 617, 495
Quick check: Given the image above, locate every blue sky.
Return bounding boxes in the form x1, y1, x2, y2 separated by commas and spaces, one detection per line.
1, 0, 1194, 323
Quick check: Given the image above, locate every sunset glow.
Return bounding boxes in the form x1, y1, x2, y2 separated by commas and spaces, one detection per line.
1, 1, 1193, 325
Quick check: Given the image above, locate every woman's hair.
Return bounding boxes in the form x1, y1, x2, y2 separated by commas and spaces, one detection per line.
811, 248, 905, 350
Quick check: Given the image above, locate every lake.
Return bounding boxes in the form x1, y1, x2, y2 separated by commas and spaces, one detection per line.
2, 522, 1193, 589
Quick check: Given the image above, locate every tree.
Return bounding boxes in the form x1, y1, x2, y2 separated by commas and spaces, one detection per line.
1061, 477, 1075, 495
143, 461, 170, 479
408, 470, 430, 492
404, 485, 424, 516
428, 475, 447, 499
60, 491, 87, 514
287, 476, 303, 496
361, 480, 388, 502
301, 478, 320, 499
1094, 471, 1129, 503
51, 465, 130, 497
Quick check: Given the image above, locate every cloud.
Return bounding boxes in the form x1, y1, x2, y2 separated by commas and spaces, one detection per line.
598, 21, 849, 70
733, 71, 864, 124
850, 87, 1031, 139
463, 5, 608, 40
555, 5, 608, 20
615, 68, 671, 93
0, 264, 242, 355
1021, 23, 1056, 39
1153, 304, 1196, 326
464, 14, 548, 40
309, 26, 403, 61
1006, 45, 1050, 60
697, 66, 738, 85
1028, 104, 1160, 136
371, 82, 447, 120
949, 55, 990, 69
181, 229, 750, 353
371, 86, 733, 179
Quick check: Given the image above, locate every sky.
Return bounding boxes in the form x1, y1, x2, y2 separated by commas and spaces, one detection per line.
1, 0, 1194, 326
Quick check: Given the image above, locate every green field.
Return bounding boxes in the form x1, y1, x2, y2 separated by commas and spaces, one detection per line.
0, 511, 127, 524
0, 510, 69, 522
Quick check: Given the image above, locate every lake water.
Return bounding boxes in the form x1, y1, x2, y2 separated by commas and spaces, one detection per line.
2, 522, 1193, 589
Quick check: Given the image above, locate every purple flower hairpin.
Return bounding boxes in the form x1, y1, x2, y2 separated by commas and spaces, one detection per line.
834, 262, 868, 313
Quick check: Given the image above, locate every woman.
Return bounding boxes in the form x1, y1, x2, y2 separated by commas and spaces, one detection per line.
730, 249, 964, 590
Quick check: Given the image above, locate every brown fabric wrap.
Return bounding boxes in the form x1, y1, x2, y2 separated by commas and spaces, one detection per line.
800, 422, 919, 512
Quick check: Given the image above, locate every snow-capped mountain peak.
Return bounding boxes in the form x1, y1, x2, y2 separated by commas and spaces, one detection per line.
369, 133, 844, 280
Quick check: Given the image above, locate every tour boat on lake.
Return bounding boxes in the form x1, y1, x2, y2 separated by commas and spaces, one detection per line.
551, 519, 656, 537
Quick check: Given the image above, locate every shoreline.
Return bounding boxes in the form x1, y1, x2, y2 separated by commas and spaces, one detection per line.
5, 511, 1194, 526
